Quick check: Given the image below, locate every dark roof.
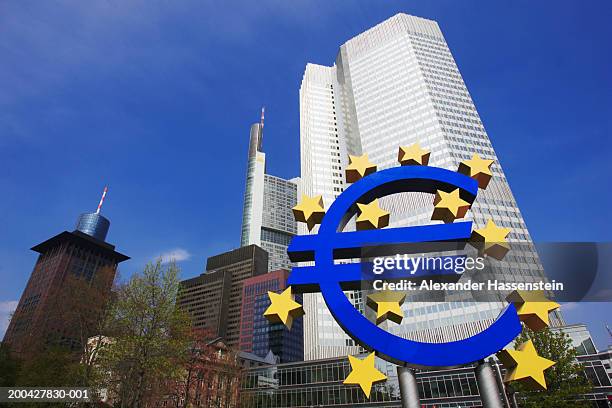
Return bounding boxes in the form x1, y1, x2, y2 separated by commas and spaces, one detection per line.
238, 350, 277, 365
31, 230, 130, 263
205, 244, 267, 271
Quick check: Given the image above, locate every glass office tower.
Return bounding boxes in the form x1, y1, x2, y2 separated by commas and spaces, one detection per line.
239, 269, 304, 363
299, 13, 562, 360
240, 114, 299, 272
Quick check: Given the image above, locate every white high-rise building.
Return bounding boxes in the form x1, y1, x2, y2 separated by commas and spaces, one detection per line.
299, 13, 562, 360
241, 111, 298, 272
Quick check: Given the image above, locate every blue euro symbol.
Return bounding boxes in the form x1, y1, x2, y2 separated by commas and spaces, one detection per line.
287, 165, 521, 367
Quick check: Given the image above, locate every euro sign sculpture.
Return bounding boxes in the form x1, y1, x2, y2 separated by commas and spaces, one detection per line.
287, 165, 522, 368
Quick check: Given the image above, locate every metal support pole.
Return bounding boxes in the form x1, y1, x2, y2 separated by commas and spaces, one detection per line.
475, 360, 504, 408
396, 366, 420, 408
489, 358, 511, 408
511, 391, 520, 408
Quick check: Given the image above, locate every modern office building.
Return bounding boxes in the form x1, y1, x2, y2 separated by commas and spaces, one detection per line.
178, 245, 268, 349
552, 324, 612, 403
298, 13, 563, 360
240, 324, 612, 407
239, 269, 304, 363
177, 266, 231, 338
241, 356, 484, 408
240, 109, 299, 272
3, 200, 128, 356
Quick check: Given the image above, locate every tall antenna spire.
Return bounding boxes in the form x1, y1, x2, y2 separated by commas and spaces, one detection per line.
96, 186, 108, 214
260, 106, 265, 129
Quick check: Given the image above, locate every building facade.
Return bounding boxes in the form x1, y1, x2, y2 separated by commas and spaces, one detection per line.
552, 324, 612, 404
177, 267, 231, 338
178, 245, 268, 349
241, 356, 483, 408
240, 324, 612, 407
239, 269, 304, 363
3, 212, 128, 356
240, 112, 299, 272
298, 12, 563, 360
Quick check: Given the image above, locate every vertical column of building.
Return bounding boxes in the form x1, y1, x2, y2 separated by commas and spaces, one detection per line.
241, 123, 266, 247
240, 113, 299, 272
299, 64, 363, 360
260, 175, 298, 272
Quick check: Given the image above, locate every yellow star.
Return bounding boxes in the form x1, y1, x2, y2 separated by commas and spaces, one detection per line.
431, 189, 471, 223
398, 143, 430, 166
292, 194, 325, 231
458, 154, 495, 189
356, 199, 390, 230
366, 291, 406, 324
263, 286, 305, 330
497, 340, 555, 390
506, 290, 560, 331
346, 154, 377, 183
343, 353, 387, 398
470, 219, 511, 260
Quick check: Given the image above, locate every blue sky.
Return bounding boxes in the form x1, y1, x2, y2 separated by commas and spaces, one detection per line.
1, 1, 611, 347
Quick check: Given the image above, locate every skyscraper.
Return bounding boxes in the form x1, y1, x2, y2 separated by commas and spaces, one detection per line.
240, 109, 299, 272
3, 191, 128, 356
299, 13, 562, 360
239, 269, 304, 363
177, 245, 268, 349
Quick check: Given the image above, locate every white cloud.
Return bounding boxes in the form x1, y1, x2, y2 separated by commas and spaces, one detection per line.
0, 300, 19, 337
157, 248, 191, 264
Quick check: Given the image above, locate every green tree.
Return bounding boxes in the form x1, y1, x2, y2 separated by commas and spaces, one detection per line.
11, 346, 83, 408
0, 342, 20, 386
9, 271, 118, 408
0, 270, 116, 403
509, 326, 592, 408
16, 346, 81, 387
97, 260, 191, 407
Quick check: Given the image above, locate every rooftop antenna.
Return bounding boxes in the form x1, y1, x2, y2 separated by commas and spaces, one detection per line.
260, 106, 265, 129
96, 186, 108, 214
